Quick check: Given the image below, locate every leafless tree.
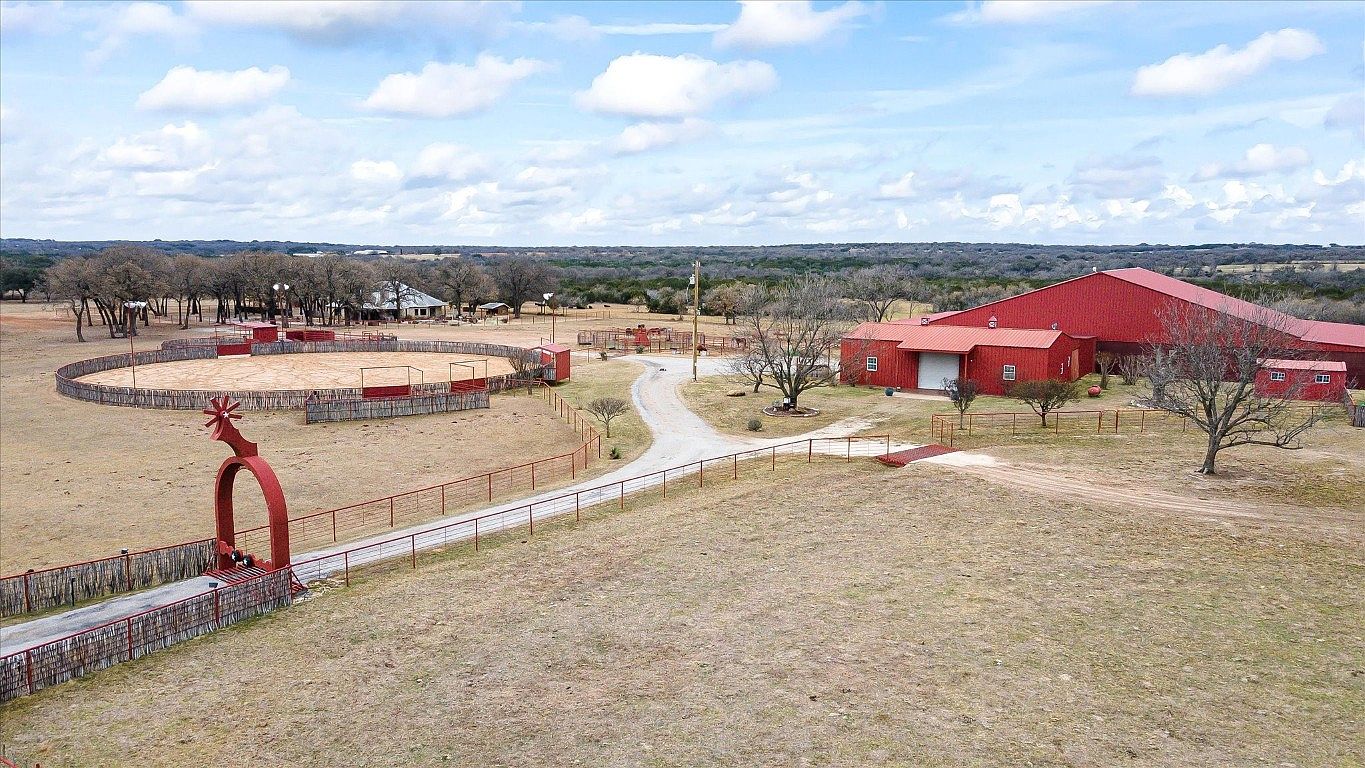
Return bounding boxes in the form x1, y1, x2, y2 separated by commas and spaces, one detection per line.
508, 348, 543, 392
489, 256, 557, 318
434, 258, 495, 320
1007, 379, 1081, 427
167, 255, 207, 329
1116, 354, 1144, 386
371, 259, 426, 320
585, 397, 630, 437
734, 275, 852, 409
93, 245, 166, 336
845, 265, 921, 322
1095, 351, 1117, 389
726, 349, 769, 393
1142, 302, 1322, 475
45, 257, 100, 341
943, 377, 981, 427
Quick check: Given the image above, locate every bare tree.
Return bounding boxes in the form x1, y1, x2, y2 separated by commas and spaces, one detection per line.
703, 283, 753, 325
1116, 354, 1144, 386
167, 255, 207, 329
508, 348, 543, 392
1007, 379, 1081, 427
585, 397, 630, 437
735, 275, 851, 409
489, 256, 557, 318
943, 377, 981, 428
45, 257, 100, 341
845, 265, 920, 322
433, 258, 495, 320
726, 349, 769, 393
1142, 302, 1322, 475
371, 259, 425, 320
1095, 351, 1117, 389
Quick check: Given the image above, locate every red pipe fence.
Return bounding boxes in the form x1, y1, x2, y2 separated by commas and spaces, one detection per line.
930, 405, 1328, 447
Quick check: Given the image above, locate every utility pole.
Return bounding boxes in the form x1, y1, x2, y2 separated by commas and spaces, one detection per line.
691, 260, 701, 382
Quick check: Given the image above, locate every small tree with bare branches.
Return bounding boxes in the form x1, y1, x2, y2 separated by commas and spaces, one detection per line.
586, 397, 630, 437
845, 265, 921, 323
1116, 354, 1144, 386
1007, 379, 1081, 427
943, 377, 981, 428
1095, 351, 1117, 389
1142, 302, 1322, 475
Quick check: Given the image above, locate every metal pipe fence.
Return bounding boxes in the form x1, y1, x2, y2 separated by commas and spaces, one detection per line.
930, 405, 1328, 447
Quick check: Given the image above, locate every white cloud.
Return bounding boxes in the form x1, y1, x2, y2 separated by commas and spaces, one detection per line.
137, 65, 290, 113
1192, 143, 1311, 180
99, 122, 211, 170
349, 159, 402, 184
715, 1, 867, 49
613, 119, 712, 154
363, 56, 546, 118
521, 15, 726, 41
577, 53, 777, 119
1312, 160, 1363, 187
0, 1, 70, 35
409, 143, 493, 184
876, 171, 917, 199
88, 2, 197, 65
1323, 93, 1364, 137
1132, 29, 1324, 98
597, 21, 729, 36
1069, 153, 1165, 198
948, 1, 1115, 25
184, 0, 512, 43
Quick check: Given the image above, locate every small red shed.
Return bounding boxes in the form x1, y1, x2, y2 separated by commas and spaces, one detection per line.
841, 322, 1082, 396
1255, 359, 1347, 401
229, 320, 279, 343
538, 343, 572, 383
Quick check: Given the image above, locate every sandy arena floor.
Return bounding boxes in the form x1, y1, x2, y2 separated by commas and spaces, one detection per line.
78, 352, 515, 390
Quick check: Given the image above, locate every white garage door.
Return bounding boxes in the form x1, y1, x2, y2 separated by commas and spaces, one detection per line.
917, 352, 961, 390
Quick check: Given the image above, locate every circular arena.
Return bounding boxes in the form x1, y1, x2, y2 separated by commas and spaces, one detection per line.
78, 351, 515, 391
55, 339, 549, 410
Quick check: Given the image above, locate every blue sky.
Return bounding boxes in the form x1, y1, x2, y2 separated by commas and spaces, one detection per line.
1, 0, 1361, 245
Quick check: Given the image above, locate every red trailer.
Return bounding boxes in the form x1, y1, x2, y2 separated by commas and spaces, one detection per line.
229, 320, 280, 343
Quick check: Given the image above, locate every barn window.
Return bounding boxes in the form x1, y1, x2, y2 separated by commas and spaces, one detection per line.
866, 356, 879, 372
1314, 373, 1331, 384
1269, 371, 1286, 382
1002, 364, 1016, 381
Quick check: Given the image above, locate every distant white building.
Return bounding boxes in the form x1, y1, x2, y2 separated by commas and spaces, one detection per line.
365, 282, 448, 319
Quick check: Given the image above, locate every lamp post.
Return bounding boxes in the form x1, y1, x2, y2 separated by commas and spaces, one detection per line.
543, 293, 554, 343
273, 282, 290, 327
689, 261, 701, 382
122, 300, 148, 390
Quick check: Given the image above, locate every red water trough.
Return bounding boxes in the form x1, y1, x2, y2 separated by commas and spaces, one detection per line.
876, 445, 958, 467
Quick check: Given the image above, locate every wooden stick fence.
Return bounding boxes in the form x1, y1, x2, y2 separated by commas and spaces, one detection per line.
0, 540, 214, 619
0, 568, 293, 702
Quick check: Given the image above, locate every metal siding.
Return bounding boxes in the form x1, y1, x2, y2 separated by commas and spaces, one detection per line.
840, 339, 909, 388
1255, 369, 1345, 402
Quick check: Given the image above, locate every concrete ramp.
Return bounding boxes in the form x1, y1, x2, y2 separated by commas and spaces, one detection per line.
876, 445, 957, 467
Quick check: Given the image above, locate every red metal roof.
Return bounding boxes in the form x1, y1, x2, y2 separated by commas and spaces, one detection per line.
1260, 358, 1347, 372
1299, 320, 1365, 348
846, 322, 1067, 353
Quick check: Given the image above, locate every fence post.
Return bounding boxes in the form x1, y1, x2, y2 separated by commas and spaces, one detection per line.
575, 492, 581, 522
619, 482, 624, 510
441, 485, 446, 516
808, 441, 813, 463
771, 446, 776, 470
390, 497, 395, 527
1140, 410, 1146, 433
1097, 411, 1102, 433
126, 618, 135, 661
886, 435, 891, 455
698, 461, 703, 488
662, 470, 667, 499
22, 572, 31, 613
25, 649, 34, 695
733, 454, 738, 479
1115, 410, 1120, 434
846, 438, 851, 463
343, 551, 350, 586
529, 505, 534, 535
213, 586, 221, 624
474, 518, 479, 552
124, 551, 133, 590
411, 535, 417, 568
332, 510, 337, 543
532, 462, 536, 490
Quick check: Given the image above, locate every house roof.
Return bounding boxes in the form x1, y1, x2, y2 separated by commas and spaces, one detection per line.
477, 302, 510, 310
537, 343, 571, 353
367, 282, 446, 310
846, 322, 1068, 353
1260, 358, 1347, 372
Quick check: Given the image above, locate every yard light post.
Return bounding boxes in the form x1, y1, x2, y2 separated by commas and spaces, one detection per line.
272, 283, 290, 326
689, 261, 701, 382
122, 300, 148, 390
544, 292, 556, 343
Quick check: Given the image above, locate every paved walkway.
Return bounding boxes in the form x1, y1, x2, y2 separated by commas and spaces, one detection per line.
1, 357, 914, 654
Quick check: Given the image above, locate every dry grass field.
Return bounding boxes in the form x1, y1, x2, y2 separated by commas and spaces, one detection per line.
0, 303, 672, 572
1, 445, 1360, 767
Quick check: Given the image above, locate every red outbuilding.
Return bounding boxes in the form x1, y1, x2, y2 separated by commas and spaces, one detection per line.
921, 268, 1365, 383
841, 322, 1083, 395
229, 320, 279, 343
537, 343, 572, 383
1255, 359, 1348, 402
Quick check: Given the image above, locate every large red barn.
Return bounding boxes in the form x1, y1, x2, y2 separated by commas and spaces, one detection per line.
919, 268, 1365, 383
841, 323, 1083, 395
